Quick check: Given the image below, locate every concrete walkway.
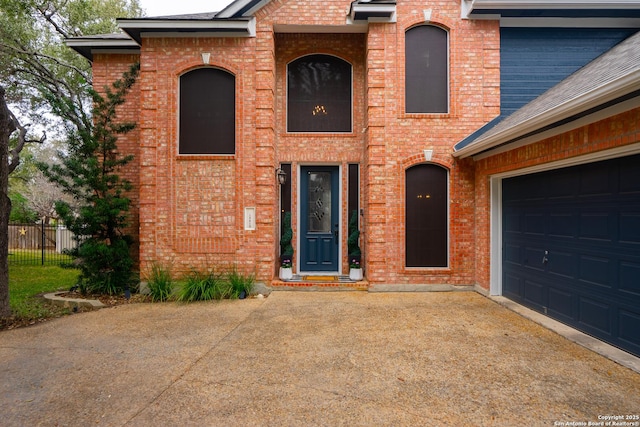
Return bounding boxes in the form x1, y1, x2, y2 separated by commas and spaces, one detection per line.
1, 291, 639, 426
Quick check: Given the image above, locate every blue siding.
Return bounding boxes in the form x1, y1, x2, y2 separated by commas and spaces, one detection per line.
500, 28, 635, 116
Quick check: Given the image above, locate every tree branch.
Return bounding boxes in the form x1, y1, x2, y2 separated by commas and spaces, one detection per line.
7, 110, 46, 175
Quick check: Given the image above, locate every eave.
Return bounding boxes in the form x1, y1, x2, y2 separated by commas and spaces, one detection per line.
462, 0, 640, 19
347, 1, 396, 23
117, 17, 256, 43
65, 35, 140, 61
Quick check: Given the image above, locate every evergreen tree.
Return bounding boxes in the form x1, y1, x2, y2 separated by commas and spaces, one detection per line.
40, 63, 140, 295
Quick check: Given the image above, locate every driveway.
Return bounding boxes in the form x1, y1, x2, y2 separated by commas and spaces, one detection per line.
1, 291, 639, 426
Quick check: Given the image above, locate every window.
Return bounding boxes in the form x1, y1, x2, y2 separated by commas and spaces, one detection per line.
406, 164, 448, 267
287, 54, 352, 133
405, 25, 449, 114
179, 68, 235, 154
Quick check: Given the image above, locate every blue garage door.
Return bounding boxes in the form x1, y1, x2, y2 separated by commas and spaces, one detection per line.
503, 154, 640, 356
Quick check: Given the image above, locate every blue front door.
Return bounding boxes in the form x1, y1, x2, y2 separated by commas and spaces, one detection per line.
300, 166, 339, 272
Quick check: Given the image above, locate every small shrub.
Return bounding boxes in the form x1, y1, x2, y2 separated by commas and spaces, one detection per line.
147, 262, 174, 302
75, 238, 135, 295
177, 269, 228, 302
227, 268, 255, 299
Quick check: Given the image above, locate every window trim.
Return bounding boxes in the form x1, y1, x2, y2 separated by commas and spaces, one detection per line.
286, 53, 354, 134
178, 66, 236, 156
404, 24, 450, 115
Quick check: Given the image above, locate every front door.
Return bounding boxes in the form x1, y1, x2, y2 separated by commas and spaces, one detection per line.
300, 166, 339, 272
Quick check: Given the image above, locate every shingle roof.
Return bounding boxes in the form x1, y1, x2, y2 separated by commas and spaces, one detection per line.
135, 12, 220, 20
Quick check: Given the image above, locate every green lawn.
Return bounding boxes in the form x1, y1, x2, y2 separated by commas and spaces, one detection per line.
8, 249, 74, 265
5, 264, 80, 325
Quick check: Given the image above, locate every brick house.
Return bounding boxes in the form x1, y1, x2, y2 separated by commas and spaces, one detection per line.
68, 0, 640, 356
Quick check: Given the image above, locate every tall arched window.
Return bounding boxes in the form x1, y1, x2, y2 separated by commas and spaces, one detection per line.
179, 68, 235, 154
405, 25, 449, 114
287, 54, 352, 133
406, 164, 449, 267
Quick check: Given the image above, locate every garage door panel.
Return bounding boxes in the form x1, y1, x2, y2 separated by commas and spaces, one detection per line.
549, 214, 575, 238
578, 297, 612, 335
619, 309, 640, 354
548, 287, 574, 320
504, 243, 521, 265
547, 250, 575, 279
619, 212, 640, 244
502, 153, 640, 357
579, 165, 613, 196
578, 255, 611, 289
525, 213, 545, 235
504, 213, 521, 233
619, 155, 640, 193
620, 260, 640, 296
579, 212, 613, 241
548, 171, 578, 199
503, 273, 523, 299
524, 247, 546, 271
524, 279, 546, 308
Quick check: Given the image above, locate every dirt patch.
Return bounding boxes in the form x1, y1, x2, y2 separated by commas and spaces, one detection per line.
0, 291, 150, 332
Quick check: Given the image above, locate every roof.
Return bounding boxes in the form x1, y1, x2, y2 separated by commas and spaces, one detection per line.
453, 30, 640, 158
462, 0, 640, 19
64, 33, 140, 61
117, 15, 256, 44
66, 0, 396, 56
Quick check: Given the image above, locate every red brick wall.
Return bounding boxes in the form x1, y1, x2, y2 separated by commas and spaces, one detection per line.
92, 0, 502, 286
92, 54, 141, 264
135, 36, 273, 279
473, 107, 640, 290
362, 2, 499, 285
274, 33, 367, 274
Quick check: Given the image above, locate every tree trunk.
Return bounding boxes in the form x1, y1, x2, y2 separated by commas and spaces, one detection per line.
0, 86, 14, 317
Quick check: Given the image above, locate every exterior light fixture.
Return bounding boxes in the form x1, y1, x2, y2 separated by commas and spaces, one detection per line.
276, 168, 286, 185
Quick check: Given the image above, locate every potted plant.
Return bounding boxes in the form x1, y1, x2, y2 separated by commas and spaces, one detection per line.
279, 212, 294, 280
347, 210, 362, 281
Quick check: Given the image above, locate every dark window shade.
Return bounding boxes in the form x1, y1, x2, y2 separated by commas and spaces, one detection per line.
180, 68, 235, 154
405, 25, 448, 114
287, 54, 352, 132
348, 164, 359, 217
405, 164, 448, 267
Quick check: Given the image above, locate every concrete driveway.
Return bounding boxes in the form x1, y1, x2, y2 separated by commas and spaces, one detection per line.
1, 291, 639, 426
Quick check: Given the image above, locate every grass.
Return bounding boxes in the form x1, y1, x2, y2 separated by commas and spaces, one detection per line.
146, 262, 174, 302
175, 266, 255, 302
8, 249, 74, 266
2, 264, 80, 329
227, 267, 255, 299
2, 262, 255, 330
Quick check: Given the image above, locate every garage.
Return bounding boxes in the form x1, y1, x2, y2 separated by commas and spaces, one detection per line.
502, 154, 640, 357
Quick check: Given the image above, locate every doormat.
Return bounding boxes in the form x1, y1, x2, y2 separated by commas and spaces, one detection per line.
302, 276, 339, 282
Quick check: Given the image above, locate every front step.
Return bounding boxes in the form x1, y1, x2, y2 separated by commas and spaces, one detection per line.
271, 275, 369, 291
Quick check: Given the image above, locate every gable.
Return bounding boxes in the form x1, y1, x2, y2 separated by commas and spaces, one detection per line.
500, 27, 635, 116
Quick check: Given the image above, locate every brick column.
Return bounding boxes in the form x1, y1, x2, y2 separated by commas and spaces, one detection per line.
254, 26, 278, 281
364, 24, 391, 284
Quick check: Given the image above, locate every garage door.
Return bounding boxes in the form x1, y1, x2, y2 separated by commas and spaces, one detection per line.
502, 154, 640, 357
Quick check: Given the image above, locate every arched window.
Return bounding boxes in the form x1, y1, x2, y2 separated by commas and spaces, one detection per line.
287, 54, 352, 133
405, 25, 449, 114
179, 68, 235, 154
406, 164, 448, 267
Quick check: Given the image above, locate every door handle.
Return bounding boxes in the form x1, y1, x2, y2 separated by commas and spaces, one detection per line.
334, 224, 339, 242
542, 250, 549, 264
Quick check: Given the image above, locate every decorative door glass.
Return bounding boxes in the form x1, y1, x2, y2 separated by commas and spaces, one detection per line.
307, 172, 332, 233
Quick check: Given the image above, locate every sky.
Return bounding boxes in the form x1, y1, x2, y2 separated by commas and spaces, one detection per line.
139, 0, 234, 16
